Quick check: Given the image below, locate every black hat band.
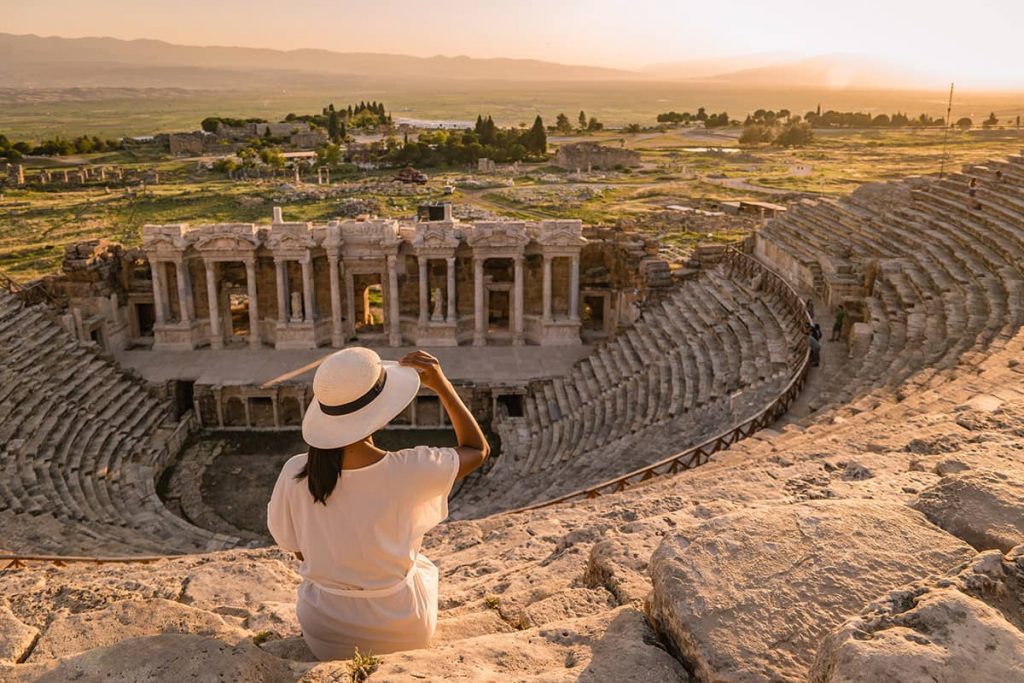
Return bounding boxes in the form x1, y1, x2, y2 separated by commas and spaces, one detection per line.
319, 367, 388, 416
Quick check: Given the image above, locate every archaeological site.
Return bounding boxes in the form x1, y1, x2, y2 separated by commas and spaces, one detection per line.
4, 153, 1024, 682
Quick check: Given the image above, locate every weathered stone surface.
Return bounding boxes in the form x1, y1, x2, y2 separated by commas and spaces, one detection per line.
810, 546, 1024, 683
0, 604, 38, 665
647, 500, 975, 683
810, 588, 1024, 683
1, 634, 293, 682
28, 598, 248, 661
912, 468, 1024, 552
299, 607, 688, 683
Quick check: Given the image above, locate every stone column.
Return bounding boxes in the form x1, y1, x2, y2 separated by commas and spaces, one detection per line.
542, 254, 553, 322
387, 255, 401, 347
245, 258, 260, 348
446, 256, 456, 323
513, 255, 525, 345
205, 260, 222, 349
328, 256, 343, 347
473, 256, 485, 346
418, 256, 429, 325
344, 268, 356, 337
274, 259, 288, 324
174, 260, 192, 324
301, 256, 315, 322
151, 259, 167, 325
569, 253, 580, 321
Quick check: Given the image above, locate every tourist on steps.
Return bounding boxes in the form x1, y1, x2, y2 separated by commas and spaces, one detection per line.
807, 325, 821, 367
831, 304, 846, 342
267, 347, 490, 661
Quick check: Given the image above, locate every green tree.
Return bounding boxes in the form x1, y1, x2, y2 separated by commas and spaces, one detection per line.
526, 115, 547, 154
983, 112, 999, 129
554, 113, 573, 135
327, 109, 341, 142
739, 124, 773, 146
213, 158, 238, 177
578, 110, 587, 130
774, 121, 814, 147
587, 116, 603, 132
260, 147, 285, 168
956, 117, 974, 131
318, 143, 343, 166
625, 123, 642, 134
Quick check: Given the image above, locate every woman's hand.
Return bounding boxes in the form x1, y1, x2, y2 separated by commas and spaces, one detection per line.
399, 350, 448, 392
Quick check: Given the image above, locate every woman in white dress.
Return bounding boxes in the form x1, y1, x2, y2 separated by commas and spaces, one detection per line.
267, 347, 490, 660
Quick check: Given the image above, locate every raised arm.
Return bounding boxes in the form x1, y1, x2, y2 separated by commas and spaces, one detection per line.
399, 350, 490, 479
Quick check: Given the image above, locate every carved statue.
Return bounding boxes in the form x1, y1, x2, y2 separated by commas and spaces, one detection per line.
431, 287, 444, 322
290, 291, 303, 322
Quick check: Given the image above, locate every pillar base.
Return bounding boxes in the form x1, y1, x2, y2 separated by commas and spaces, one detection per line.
153, 321, 204, 351
473, 335, 486, 347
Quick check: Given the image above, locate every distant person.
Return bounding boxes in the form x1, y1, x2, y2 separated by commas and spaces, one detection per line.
995, 170, 1004, 183
805, 298, 815, 319
810, 321, 823, 341
808, 327, 821, 367
968, 177, 982, 210
268, 348, 490, 661
831, 304, 846, 342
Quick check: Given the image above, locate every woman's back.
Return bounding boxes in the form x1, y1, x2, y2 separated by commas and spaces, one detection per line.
268, 445, 459, 592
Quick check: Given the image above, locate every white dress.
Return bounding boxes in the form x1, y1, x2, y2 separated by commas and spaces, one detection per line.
267, 446, 459, 660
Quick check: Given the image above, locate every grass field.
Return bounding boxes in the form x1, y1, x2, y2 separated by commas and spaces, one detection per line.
2, 124, 1022, 282
2, 83, 1023, 139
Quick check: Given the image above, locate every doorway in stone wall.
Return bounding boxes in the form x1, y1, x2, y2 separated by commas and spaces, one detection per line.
136, 302, 156, 337
487, 289, 511, 338
355, 275, 385, 334
228, 290, 250, 340
582, 294, 608, 340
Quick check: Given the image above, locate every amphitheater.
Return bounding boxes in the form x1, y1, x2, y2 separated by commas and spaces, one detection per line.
3, 155, 1024, 681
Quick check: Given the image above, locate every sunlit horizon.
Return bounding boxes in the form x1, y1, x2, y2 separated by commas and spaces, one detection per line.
4, 0, 1024, 91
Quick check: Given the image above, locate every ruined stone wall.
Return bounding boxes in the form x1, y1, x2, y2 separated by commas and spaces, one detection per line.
555, 142, 641, 171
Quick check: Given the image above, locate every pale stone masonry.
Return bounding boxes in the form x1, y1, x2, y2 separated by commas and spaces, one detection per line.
142, 206, 588, 350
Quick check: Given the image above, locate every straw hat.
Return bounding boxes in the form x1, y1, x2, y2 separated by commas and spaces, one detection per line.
302, 347, 420, 449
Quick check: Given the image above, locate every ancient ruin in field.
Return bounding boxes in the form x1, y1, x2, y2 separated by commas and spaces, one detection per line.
4, 155, 1024, 681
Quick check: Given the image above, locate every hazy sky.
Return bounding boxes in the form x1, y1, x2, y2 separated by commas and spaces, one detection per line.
4, 0, 1023, 88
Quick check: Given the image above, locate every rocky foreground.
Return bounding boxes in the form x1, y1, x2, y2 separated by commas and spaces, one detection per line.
4, 337, 1024, 681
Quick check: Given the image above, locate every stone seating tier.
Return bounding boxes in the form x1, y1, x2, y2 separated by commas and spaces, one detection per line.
0, 291, 237, 555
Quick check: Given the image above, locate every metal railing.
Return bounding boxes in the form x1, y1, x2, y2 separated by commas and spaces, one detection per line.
507, 247, 812, 514
0, 271, 61, 308
0, 554, 177, 573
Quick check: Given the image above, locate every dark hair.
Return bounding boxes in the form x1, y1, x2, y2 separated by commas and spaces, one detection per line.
295, 445, 345, 504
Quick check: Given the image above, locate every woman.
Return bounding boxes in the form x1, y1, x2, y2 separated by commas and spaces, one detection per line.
267, 347, 490, 660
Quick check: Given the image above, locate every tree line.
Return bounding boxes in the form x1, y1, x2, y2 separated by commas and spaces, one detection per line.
384, 115, 547, 167
0, 133, 123, 161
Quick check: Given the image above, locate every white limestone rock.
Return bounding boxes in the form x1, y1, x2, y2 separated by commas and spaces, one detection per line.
0, 604, 38, 665
28, 597, 249, 661
809, 588, 1024, 683
809, 545, 1024, 682
646, 499, 975, 682
299, 607, 689, 683
911, 468, 1024, 552
1, 634, 293, 682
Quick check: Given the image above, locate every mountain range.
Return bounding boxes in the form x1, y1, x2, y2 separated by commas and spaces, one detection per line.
0, 33, 943, 91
